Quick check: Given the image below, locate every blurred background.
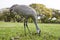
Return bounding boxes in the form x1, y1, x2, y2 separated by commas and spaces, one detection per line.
0, 0, 60, 23
0, 0, 60, 40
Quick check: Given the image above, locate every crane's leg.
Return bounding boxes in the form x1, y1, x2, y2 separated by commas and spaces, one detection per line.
25, 19, 31, 34
24, 17, 31, 35
24, 19, 26, 35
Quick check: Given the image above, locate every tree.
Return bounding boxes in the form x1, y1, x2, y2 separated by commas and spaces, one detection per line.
30, 3, 52, 23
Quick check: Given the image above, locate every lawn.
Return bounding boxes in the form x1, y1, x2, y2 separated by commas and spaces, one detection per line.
0, 21, 60, 40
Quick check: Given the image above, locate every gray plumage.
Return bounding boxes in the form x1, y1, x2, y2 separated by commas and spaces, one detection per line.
10, 4, 41, 35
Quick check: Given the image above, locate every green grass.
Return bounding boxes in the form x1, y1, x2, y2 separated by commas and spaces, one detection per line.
0, 21, 60, 40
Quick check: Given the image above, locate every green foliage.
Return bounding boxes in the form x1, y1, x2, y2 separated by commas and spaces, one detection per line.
30, 4, 52, 18
0, 4, 60, 23
0, 8, 11, 22
30, 3, 60, 23
28, 18, 33, 23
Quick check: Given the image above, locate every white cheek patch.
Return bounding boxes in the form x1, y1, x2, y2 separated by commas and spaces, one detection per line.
37, 30, 40, 34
